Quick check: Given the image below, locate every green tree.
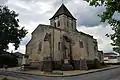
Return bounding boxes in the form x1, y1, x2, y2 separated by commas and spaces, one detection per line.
85, 0, 120, 53
0, 6, 27, 53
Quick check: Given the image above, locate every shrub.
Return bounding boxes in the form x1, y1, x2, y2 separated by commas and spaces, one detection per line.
93, 59, 101, 69
86, 59, 101, 69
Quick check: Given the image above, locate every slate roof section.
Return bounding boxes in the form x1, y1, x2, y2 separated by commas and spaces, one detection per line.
50, 4, 76, 20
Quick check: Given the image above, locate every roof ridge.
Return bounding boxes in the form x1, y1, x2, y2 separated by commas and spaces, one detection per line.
50, 4, 76, 20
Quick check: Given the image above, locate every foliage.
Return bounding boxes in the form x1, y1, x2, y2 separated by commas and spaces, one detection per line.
0, 6, 27, 53
85, 0, 120, 53
0, 52, 18, 68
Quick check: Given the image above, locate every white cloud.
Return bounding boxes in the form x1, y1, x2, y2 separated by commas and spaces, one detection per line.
0, 0, 8, 5
65, 0, 105, 27
77, 24, 114, 53
7, 43, 15, 53
2, 0, 116, 53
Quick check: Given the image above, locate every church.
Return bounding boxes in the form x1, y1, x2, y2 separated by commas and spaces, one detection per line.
26, 4, 100, 71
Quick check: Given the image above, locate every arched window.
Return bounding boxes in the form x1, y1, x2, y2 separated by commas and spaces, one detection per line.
38, 41, 42, 52
54, 22, 56, 27
58, 42, 60, 50
44, 33, 51, 41
79, 41, 83, 48
44, 33, 49, 41
58, 21, 60, 27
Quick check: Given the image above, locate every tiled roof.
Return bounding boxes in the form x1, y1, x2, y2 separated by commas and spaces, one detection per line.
104, 53, 117, 57
50, 4, 76, 20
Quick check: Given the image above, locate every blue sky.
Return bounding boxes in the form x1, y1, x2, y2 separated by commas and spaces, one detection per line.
0, 0, 115, 53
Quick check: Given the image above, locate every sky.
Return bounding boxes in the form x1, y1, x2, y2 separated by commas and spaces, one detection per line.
0, 0, 116, 54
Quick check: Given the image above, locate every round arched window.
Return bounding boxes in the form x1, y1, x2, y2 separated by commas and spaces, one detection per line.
58, 21, 60, 27
54, 22, 56, 27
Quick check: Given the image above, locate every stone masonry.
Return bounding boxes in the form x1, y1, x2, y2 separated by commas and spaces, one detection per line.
26, 4, 100, 71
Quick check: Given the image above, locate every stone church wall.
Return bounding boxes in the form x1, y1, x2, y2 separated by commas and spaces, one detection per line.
26, 25, 54, 69
25, 3, 100, 70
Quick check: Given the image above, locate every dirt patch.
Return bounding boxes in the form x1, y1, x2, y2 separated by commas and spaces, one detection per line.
0, 75, 22, 80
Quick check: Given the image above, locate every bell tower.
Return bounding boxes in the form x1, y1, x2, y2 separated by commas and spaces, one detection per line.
50, 4, 76, 31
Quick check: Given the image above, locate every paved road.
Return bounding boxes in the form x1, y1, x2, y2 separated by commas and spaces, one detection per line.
0, 67, 120, 80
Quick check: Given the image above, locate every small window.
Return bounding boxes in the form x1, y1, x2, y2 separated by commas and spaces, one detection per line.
44, 33, 49, 41
79, 41, 83, 48
44, 33, 51, 42
38, 42, 42, 52
58, 42, 60, 50
54, 22, 56, 27
58, 21, 60, 27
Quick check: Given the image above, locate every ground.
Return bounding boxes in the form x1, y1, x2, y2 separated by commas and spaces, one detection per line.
0, 75, 19, 80
0, 66, 120, 80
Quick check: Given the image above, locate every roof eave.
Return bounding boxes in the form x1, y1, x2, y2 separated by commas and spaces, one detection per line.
49, 15, 76, 20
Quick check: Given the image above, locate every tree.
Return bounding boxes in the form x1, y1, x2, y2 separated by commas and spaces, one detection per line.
0, 6, 27, 53
85, 0, 120, 53
0, 53, 18, 68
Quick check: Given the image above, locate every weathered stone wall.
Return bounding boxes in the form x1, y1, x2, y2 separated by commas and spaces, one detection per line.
26, 9, 100, 70
50, 14, 76, 32
26, 24, 99, 70
98, 51, 104, 63
80, 33, 98, 60
53, 29, 61, 61
26, 25, 53, 66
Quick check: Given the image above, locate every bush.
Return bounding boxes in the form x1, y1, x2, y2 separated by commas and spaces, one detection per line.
86, 60, 94, 69
0, 53, 18, 68
93, 59, 101, 69
86, 59, 101, 69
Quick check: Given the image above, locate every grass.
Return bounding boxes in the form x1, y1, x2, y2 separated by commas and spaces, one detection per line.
0, 76, 18, 80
